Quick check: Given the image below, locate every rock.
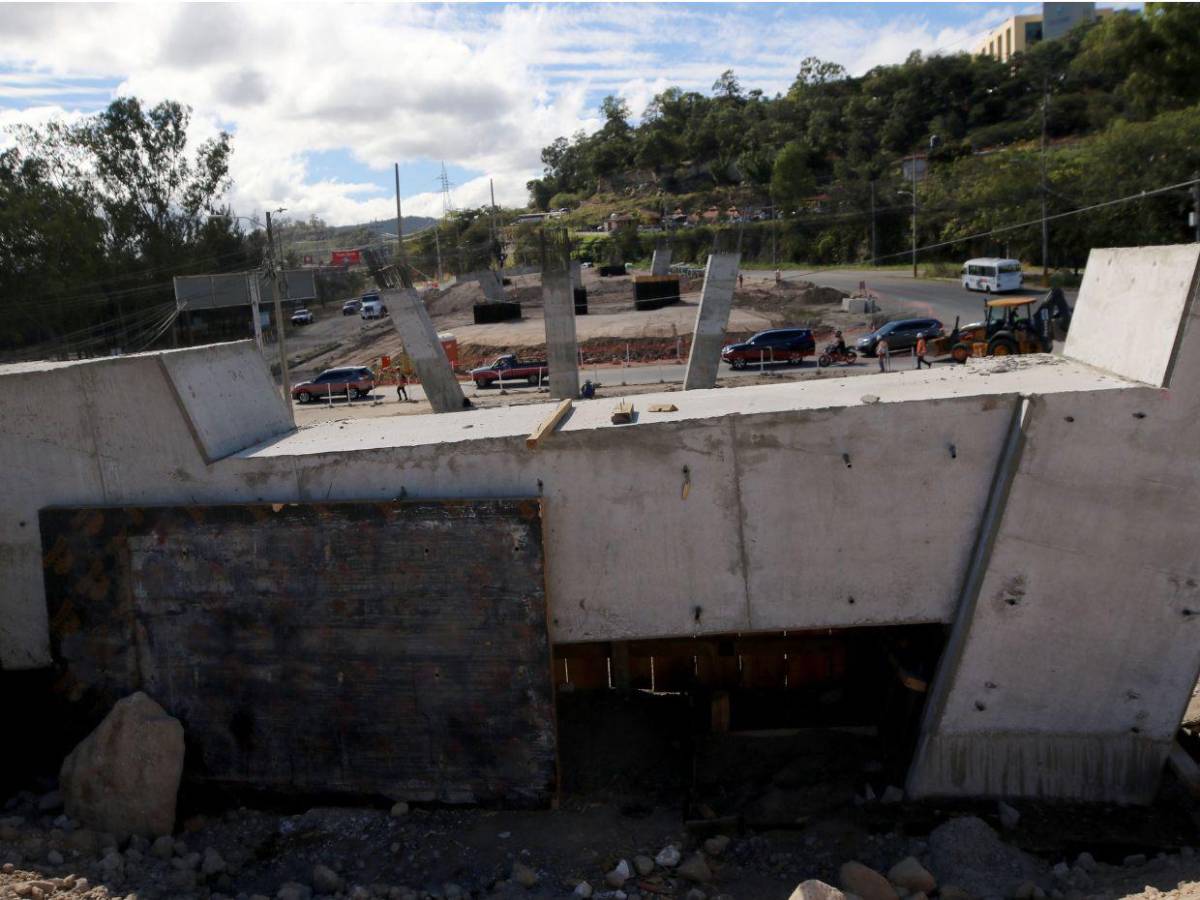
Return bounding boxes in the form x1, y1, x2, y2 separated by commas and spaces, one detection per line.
938, 886, 972, 900
634, 855, 655, 876
887, 857, 935, 893
997, 801, 1020, 830
1051, 862, 1069, 880
863, 784, 877, 803
928, 816, 1043, 899
276, 883, 312, 900
677, 853, 714, 884
45, 850, 64, 866
59, 692, 184, 839
202, 847, 226, 876
390, 801, 409, 818
348, 886, 371, 900
574, 881, 593, 898
606, 859, 632, 887
686, 889, 707, 900
655, 845, 682, 868
151, 835, 174, 859
37, 791, 63, 813
512, 861, 538, 888
1015, 881, 1037, 899
789, 880, 848, 900
312, 863, 342, 894
840, 861, 898, 900
1122, 852, 1146, 867
1074, 852, 1097, 873
704, 835, 731, 857
880, 786, 904, 805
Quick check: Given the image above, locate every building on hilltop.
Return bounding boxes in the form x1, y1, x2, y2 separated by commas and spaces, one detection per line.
976, 2, 1113, 63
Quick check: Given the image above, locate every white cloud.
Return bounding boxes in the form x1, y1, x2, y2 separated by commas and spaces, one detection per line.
0, 2, 1014, 225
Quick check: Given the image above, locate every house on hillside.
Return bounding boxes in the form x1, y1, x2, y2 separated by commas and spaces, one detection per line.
701, 207, 722, 224
802, 194, 832, 213
603, 212, 637, 233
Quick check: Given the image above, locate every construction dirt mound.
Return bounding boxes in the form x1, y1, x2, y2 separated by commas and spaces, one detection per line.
734, 279, 848, 318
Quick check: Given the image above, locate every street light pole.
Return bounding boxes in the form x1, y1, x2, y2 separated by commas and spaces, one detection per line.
1041, 78, 1050, 283
265, 210, 291, 399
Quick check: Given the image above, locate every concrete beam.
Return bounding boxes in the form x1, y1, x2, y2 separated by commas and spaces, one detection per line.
542, 266, 579, 400
650, 243, 672, 276
386, 288, 466, 413
683, 253, 741, 390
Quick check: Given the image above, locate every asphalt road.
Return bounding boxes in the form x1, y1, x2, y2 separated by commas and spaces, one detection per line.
746, 267, 1075, 331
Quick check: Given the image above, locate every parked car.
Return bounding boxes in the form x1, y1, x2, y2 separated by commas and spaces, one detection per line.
361, 294, 388, 320
721, 328, 816, 369
342, 299, 362, 315
470, 354, 549, 388
290, 308, 313, 325
291, 366, 375, 404
855, 318, 944, 357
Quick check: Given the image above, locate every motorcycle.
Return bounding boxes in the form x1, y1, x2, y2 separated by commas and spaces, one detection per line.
817, 342, 858, 367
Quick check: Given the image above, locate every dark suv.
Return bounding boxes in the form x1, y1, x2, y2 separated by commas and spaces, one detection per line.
855, 318, 943, 357
721, 328, 816, 369
291, 366, 375, 403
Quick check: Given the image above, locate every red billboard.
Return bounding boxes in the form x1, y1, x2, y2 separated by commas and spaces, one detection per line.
330, 250, 362, 267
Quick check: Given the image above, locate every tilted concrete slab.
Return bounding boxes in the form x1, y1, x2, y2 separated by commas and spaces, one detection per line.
684, 253, 741, 390
651, 245, 672, 276
908, 244, 1200, 803
157, 341, 294, 462
542, 266, 579, 400
386, 287, 466, 413
7, 245, 1200, 808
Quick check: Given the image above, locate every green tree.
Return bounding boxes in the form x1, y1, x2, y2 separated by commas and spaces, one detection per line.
771, 142, 817, 215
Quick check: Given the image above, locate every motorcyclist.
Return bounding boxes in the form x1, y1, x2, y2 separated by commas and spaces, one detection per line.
831, 330, 847, 356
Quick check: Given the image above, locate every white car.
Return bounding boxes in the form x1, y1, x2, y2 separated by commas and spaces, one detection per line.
290, 309, 313, 325
360, 297, 388, 320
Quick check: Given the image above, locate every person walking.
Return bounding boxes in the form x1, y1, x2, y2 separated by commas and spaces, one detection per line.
915, 332, 932, 369
396, 373, 409, 402
877, 336, 890, 372
738, 273, 744, 289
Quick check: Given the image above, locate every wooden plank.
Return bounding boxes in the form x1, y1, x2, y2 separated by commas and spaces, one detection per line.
526, 398, 573, 449
611, 400, 635, 424
648, 403, 678, 413
40, 500, 557, 807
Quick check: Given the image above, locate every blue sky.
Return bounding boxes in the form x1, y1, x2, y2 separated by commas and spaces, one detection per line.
0, 2, 1109, 225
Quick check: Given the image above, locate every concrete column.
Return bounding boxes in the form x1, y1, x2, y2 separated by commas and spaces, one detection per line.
480, 271, 505, 303
570, 261, 583, 291
650, 243, 672, 276
683, 253, 741, 391
542, 266, 579, 400
386, 288, 466, 413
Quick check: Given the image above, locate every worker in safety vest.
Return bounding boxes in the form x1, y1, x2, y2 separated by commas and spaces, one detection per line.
915, 333, 931, 369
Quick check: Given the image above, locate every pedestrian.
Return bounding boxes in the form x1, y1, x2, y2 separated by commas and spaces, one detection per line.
877, 336, 889, 373
396, 373, 409, 402
738, 273, 744, 289
915, 332, 932, 369
774, 268, 782, 286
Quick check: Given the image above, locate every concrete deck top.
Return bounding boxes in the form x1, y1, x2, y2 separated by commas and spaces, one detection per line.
242, 354, 1136, 459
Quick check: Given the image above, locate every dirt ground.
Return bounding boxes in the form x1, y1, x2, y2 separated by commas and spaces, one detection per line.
5, 690, 1200, 900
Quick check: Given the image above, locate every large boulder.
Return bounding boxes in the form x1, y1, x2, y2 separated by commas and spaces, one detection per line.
60, 692, 184, 838
928, 816, 1045, 899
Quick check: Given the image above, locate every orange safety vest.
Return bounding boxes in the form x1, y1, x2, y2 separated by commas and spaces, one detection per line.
916, 337, 927, 356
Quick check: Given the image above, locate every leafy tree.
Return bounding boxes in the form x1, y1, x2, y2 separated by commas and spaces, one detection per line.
771, 142, 817, 214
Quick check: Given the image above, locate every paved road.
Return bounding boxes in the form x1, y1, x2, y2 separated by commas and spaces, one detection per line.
746, 267, 1075, 331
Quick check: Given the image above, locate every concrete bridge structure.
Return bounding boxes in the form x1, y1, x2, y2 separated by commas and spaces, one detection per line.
2, 244, 1199, 805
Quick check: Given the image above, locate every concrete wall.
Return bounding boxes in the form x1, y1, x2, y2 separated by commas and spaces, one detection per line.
10, 245, 1200, 807
909, 245, 1200, 803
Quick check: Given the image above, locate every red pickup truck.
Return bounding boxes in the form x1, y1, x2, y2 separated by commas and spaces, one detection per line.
470, 354, 549, 388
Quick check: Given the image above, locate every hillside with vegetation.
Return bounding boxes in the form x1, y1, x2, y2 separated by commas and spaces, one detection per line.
522, 4, 1200, 272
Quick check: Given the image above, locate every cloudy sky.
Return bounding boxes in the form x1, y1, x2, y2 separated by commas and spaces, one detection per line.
0, 2, 1043, 226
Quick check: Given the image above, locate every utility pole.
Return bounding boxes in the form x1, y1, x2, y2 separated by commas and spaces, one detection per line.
1041, 78, 1050, 283
911, 154, 918, 279
434, 224, 443, 284
489, 178, 499, 268
770, 190, 777, 269
265, 210, 290, 399
870, 180, 877, 264
394, 163, 405, 271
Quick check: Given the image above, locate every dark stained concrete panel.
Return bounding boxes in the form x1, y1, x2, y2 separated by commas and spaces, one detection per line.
41, 499, 556, 807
